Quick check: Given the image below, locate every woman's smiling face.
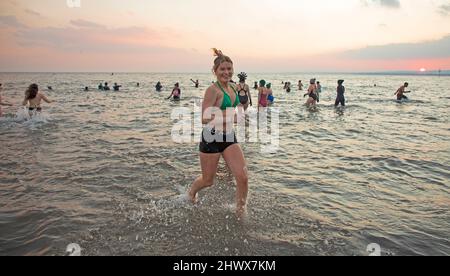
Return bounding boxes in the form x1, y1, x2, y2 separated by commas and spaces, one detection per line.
215, 61, 234, 83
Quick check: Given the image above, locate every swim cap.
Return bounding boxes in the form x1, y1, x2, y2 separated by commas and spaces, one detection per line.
237, 72, 248, 81
259, 80, 266, 86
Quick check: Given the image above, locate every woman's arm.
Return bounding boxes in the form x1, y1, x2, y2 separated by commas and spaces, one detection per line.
40, 93, 53, 103
247, 86, 253, 106
167, 90, 173, 99
304, 86, 312, 97
202, 86, 218, 124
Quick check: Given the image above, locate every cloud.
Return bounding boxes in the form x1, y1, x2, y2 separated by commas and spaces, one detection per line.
0, 15, 27, 28
437, 4, 450, 16
70, 19, 105, 29
0, 16, 208, 72
339, 35, 450, 59
24, 9, 41, 17
9, 17, 169, 54
362, 0, 401, 9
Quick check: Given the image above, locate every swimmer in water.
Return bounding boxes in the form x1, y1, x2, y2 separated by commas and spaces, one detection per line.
191, 79, 200, 88
167, 83, 181, 100
156, 81, 163, 92
316, 81, 322, 102
258, 79, 269, 110
304, 78, 318, 106
298, 80, 304, 91
22, 84, 54, 115
236, 72, 252, 111
395, 82, 411, 101
335, 80, 346, 107
113, 83, 121, 91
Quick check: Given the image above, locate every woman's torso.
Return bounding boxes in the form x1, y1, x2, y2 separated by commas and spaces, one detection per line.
209, 83, 239, 132
259, 87, 269, 106
337, 86, 345, 96
237, 83, 249, 104
28, 93, 43, 108
308, 85, 316, 96
173, 88, 181, 97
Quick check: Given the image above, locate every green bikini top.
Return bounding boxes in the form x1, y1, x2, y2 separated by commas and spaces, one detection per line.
216, 82, 240, 110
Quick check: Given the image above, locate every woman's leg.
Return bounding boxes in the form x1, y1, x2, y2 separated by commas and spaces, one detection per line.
188, 152, 221, 203
222, 144, 249, 217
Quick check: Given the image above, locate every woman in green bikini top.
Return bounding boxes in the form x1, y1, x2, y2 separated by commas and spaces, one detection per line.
187, 48, 249, 219
216, 81, 240, 110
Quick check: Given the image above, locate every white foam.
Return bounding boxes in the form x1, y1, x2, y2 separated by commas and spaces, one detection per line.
14, 107, 52, 126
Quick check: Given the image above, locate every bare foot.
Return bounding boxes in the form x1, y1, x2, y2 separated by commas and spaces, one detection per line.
236, 205, 247, 221
187, 189, 198, 204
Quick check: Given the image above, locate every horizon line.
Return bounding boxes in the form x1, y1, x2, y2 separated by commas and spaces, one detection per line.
1, 70, 449, 75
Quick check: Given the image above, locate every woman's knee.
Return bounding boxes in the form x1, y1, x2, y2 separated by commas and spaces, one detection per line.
235, 167, 249, 185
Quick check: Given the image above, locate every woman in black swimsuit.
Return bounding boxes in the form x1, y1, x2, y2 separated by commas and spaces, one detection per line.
304, 78, 318, 107
236, 72, 252, 111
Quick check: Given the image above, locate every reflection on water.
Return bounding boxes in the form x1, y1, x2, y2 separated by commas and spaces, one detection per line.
0, 73, 449, 256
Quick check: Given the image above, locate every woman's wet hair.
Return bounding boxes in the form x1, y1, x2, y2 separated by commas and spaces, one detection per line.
259, 80, 266, 87
212, 48, 233, 72
25, 83, 39, 100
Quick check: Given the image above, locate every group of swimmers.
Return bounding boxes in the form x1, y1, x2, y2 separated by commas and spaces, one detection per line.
0, 48, 416, 222
93, 81, 195, 95
97, 82, 122, 91
0, 77, 412, 121
185, 49, 415, 218
301, 78, 346, 108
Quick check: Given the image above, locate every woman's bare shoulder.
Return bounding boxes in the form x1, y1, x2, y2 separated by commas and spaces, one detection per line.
206, 83, 219, 94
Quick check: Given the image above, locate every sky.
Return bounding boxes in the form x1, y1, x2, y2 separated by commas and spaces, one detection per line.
0, 0, 450, 72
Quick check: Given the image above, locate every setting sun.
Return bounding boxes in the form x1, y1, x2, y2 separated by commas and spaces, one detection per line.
420, 68, 427, 72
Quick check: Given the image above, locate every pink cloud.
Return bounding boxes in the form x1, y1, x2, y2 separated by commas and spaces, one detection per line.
1, 16, 449, 72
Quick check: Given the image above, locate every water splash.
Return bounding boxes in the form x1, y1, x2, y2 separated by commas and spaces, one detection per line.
14, 107, 51, 125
